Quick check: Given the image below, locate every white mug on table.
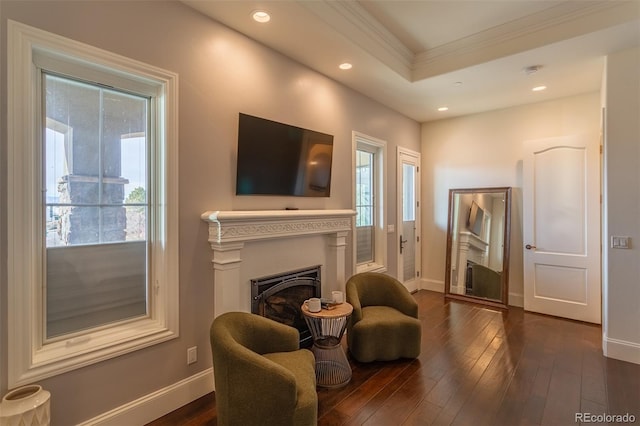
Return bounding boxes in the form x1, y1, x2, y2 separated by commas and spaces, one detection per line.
305, 297, 321, 313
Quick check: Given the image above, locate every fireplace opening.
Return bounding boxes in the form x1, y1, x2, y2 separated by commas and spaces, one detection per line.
465, 260, 477, 295
251, 265, 321, 348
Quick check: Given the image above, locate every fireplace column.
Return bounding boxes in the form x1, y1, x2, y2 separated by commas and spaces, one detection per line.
327, 231, 349, 293
210, 242, 245, 316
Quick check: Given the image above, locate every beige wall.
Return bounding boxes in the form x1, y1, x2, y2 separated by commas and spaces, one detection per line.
420, 92, 602, 305
0, 1, 420, 423
603, 46, 640, 363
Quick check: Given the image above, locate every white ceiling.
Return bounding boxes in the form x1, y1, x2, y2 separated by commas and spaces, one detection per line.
181, 0, 640, 122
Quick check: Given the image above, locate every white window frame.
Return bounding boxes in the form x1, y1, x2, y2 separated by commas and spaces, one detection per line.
352, 132, 387, 273
7, 21, 179, 386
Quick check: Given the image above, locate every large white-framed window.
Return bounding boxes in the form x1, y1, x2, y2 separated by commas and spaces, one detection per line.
7, 21, 179, 386
353, 132, 387, 273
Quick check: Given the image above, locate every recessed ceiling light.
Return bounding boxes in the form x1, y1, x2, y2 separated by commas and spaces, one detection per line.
453, 81, 463, 87
523, 65, 543, 75
438, 107, 449, 112
252, 10, 271, 23
339, 63, 353, 70
532, 85, 547, 92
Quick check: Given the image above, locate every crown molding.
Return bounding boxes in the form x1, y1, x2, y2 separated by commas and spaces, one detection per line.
412, 1, 639, 81
298, 0, 414, 80
299, 0, 638, 83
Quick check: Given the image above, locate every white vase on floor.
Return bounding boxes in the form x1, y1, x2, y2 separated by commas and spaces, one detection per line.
0, 385, 51, 426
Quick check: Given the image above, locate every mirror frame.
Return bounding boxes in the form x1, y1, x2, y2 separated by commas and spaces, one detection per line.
444, 187, 512, 309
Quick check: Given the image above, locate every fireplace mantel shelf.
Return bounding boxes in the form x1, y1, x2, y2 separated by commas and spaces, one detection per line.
201, 209, 356, 245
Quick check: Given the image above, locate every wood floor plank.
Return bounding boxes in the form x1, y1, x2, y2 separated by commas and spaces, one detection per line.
146, 291, 640, 426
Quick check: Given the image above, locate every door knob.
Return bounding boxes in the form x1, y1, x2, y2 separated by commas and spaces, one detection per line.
400, 235, 408, 254
525, 244, 537, 250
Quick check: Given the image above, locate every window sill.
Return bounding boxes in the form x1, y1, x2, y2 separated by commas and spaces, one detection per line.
356, 263, 387, 274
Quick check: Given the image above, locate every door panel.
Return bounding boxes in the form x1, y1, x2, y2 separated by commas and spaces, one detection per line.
523, 136, 601, 324
534, 147, 586, 254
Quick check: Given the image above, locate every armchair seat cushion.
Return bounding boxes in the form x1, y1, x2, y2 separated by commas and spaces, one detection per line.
350, 306, 421, 362
263, 350, 317, 425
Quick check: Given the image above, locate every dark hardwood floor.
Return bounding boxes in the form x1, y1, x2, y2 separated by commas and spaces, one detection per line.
147, 290, 640, 426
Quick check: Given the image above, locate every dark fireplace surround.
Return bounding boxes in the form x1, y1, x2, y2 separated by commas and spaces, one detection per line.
251, 265, 321, 348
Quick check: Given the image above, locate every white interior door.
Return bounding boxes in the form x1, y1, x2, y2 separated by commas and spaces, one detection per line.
523, 135, 601, 324
397, 148, 421, 292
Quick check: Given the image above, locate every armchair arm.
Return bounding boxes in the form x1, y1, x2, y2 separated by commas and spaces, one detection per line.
387, 281, 419, 318
346, 279, 363, 325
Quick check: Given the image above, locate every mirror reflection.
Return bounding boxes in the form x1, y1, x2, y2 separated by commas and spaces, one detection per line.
445, 187, 511, 308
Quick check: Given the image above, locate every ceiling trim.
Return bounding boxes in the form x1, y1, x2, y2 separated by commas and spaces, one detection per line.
298, 0, 414, 80
299, 0, 638, 83
412, 1, 639, 80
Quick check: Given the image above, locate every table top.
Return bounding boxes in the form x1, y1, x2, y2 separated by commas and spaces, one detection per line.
301, 302, 353, 319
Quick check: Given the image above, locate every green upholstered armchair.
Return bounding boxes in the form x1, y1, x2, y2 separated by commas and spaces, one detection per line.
470, 263, 502, 300
209, 312, 317, 426
346, 272, 421, 363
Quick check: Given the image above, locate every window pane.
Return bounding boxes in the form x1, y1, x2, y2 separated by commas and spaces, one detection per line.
43, 73, 149, 338
356, 149, 374, 264
44, 73, 148, 246
46, 241, 148, 338
356, 150, 373, 227
403, 163, 416, 221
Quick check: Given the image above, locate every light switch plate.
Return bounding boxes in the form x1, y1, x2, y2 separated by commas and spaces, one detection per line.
187, 346, 197, 365
611, 236, 631, 249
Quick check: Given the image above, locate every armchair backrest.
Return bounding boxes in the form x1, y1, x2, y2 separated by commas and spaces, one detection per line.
212, 311, 298, 355
346, 272, 418, 318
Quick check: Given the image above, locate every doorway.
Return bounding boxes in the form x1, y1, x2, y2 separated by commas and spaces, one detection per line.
397, 147, 421, 292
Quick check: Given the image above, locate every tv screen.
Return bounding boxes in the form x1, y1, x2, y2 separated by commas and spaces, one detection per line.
467, 201, 484, 236
235, 113, 334, 197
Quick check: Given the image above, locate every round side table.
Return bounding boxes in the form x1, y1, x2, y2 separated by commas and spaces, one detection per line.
301, 302, 353, 388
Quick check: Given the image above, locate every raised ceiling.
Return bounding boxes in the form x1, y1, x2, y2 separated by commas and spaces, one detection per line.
181, 0, 640, 122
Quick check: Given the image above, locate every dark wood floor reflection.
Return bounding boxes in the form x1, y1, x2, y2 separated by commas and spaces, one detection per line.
147, 290, 640, 426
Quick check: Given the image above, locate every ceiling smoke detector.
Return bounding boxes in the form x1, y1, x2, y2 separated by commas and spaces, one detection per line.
523, 65, 543, 75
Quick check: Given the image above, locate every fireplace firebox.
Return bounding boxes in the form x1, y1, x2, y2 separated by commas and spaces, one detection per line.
251, 265, 321, 348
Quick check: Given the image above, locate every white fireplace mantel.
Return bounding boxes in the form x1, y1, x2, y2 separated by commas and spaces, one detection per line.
201, 209, 356, 317
200, 209, 355, 246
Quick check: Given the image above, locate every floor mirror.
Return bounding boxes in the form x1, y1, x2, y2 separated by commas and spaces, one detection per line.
444, 187, 511, 309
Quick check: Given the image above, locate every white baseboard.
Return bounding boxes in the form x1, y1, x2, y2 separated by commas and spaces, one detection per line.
79, 368, 214, 426
508, 292, 524, 307
420, 278, 444, 293
603, 334, 640, 365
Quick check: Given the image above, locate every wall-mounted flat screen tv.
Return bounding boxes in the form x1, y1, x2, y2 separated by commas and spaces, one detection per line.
467, 201, 484, 237
236, 113, 334, 197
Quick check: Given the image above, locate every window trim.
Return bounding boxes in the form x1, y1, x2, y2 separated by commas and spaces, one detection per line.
352, 132, 387, 273
7, 20, 179, 386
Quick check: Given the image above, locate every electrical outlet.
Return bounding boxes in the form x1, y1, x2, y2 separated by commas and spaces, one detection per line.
187, 346, 197, 365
